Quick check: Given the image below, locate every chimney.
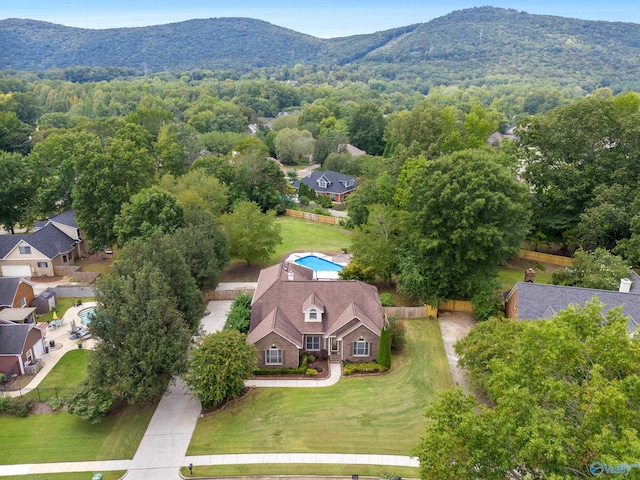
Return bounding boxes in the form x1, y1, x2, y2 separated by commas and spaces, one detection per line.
619, 278, 632, 293
524, 268, 535, 283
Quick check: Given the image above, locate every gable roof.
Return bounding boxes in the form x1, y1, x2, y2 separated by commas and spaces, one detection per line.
0, 223, 77, 260
0, 324, 31, 355
247, 307, 303, 348
292, 171, 357, 195
250, 263, 384, 343
508, 281, 640, 333
0, 277, 22, 307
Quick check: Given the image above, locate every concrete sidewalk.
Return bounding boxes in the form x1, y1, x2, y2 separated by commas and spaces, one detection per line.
0, 452, 419, 477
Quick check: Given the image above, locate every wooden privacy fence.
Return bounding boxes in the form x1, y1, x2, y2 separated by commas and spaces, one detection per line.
518, 249, 572, 266
438, 300, 474, 313
284, 209, 341, 225
204, 288, 255, 301
383, 301, 472, 318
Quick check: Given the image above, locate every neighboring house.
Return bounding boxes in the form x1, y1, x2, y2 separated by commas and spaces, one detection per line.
292, 171, 357, 203
504, 272, 640, 334
0, 277, 36, 309
248, 262, 385, 369
0, 209, 84, 277
0, 323, 46, 376
338, 143, 367, 156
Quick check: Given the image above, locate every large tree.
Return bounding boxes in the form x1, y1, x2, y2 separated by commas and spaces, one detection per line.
347, 102, 386, 156
111, 233, 205, 332
113, 185, 185, 245
0, 152, 33, 233
274, 127, 314, 165
350, 204, 399, 284
221, 201, 282, 266
83, 263, 192, 409
72, 136, 157, 247
414, 300, 640, 479
397, 149, 531, 303
184, 329, 257, 408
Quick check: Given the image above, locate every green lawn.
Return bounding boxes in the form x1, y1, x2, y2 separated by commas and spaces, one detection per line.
271, 216, 352, 262
188, 319, 452, 457
498, 265, 554, 291
35, 349, 89, 389
0, 404, 156, 464
183, 464, 419, 478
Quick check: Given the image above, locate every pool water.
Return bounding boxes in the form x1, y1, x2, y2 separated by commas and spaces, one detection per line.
79, 307, 95, 325
294, 255, 344, 272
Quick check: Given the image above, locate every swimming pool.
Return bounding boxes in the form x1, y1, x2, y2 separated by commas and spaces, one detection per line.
295, 255, 344, 272
79, 307, 95, 325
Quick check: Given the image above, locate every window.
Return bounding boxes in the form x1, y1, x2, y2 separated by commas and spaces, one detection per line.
62, 255, 68, 263
353, 340, 369, 357
37, 262, 48, 268
318, 180, 327, 188
305, 336, 320, 351
20, 297, 27, 307
19, 246, 31, 254
309, 309, 317, 320
265, 348, 283, 365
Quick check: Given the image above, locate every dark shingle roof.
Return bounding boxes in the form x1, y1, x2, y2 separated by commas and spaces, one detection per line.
512, 281, 640, 333
0, 324, 29, 355
49, 209, 78, 228
293, 171, 357, 195
0, 278, 21, 307
11, 224, 76, 259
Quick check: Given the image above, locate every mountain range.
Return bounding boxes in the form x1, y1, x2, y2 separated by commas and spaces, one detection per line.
2, 7, 640, 90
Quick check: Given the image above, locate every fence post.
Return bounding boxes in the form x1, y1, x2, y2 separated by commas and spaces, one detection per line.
37, 387, 41, 402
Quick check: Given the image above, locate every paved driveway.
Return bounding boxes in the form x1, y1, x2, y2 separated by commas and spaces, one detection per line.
437, 311, 476, 394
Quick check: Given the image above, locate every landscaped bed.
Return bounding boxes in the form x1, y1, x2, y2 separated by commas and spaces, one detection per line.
188, 319, 452, 457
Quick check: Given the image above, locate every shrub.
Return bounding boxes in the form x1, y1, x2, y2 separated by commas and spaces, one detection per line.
379, 292, 394, 307
339, 259, 375, 282
4, 397, 34, 417
67, 381, 114, 424
388, 317, 407, 351
377, 327, 392, 369
305, 368, 318, 376
0, 396, 11, 413
224, 293, 253, 333
342, 361, 387, 376
46, 396, 64, 412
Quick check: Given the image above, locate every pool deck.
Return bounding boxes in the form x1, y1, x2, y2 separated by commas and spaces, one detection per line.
4, 302, 97, 397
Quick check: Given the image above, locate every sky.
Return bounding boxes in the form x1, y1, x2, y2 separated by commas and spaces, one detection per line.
2, 1, 639, 38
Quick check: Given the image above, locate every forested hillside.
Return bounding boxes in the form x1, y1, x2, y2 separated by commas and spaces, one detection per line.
2, 7, 640, 90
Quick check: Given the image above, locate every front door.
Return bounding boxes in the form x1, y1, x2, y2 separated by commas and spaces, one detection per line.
330, 337, 338, 353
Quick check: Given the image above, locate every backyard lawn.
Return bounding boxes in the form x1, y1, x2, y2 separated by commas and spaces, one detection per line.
188, 319, 452, 457
272, 215, 351, 262
0, 472, 125, 480
184, 463, 419, 478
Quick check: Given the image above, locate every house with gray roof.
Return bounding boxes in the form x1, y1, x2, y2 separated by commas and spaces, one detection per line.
249, 262, 385, 369
292, 171, 357, 202
0, 323, 46, 376
0, 209, 84, 278
505, 273, 640, 334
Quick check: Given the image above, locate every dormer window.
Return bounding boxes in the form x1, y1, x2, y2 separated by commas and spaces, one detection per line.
318, 179, 327, 188
305, 306, 323, 322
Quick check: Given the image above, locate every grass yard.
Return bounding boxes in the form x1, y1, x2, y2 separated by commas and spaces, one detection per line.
271, 215, 352, 262
188, 319, 452, 457
183, 464, 419, 478
23, 349, 89, 401
0, 472, 125, 480
37, 298, 95, 324
498, 257, 557, 291
0, 403, 156, 465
